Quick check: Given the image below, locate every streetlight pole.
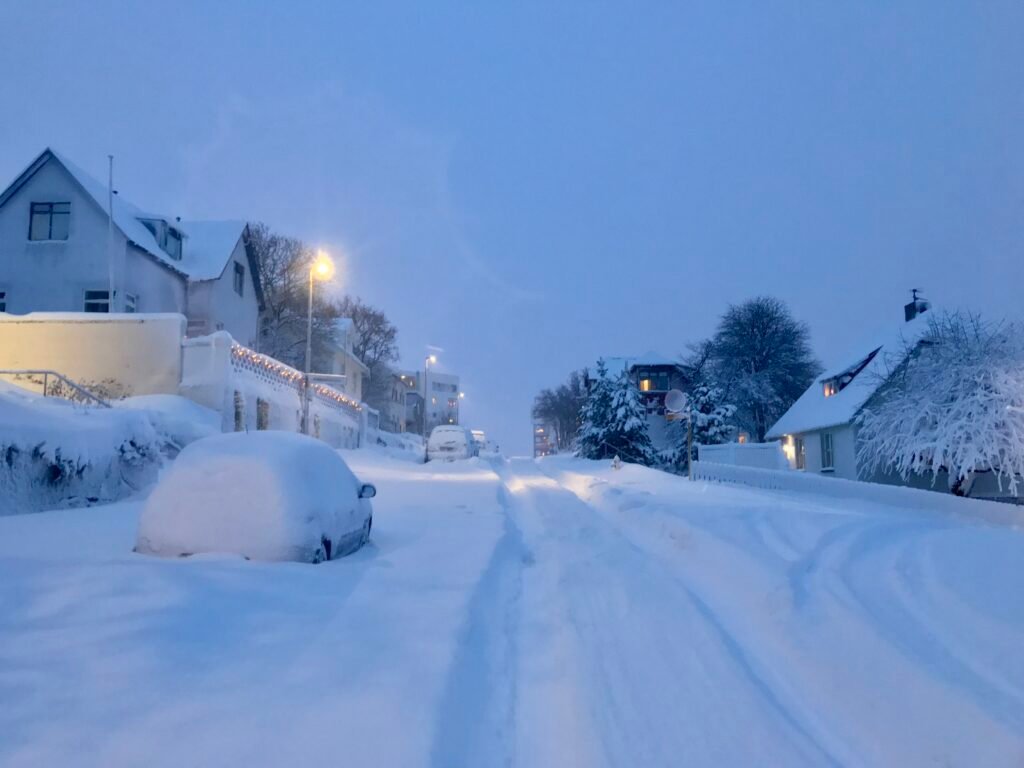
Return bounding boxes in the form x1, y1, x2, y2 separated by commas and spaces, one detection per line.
422, 354, 436, 436
303, 250, 335, 436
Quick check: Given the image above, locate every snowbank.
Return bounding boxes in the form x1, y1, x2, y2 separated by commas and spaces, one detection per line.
136, 431, 373, 562
0, 385, 220, 516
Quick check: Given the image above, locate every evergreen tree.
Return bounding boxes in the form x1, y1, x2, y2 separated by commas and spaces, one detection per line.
603, 370, 656, 465
576, 359, 613, 459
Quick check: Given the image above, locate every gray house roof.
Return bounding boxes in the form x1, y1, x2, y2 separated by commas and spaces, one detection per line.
765, 312, 933, 440
0, 148, 263, 306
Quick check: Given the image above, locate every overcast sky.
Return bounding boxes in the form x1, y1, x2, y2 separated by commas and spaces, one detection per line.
2, 2, 1022, 454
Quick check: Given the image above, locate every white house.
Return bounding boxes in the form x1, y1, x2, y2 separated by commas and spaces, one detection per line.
766, 299, 936, 483
0, 148, 263, 346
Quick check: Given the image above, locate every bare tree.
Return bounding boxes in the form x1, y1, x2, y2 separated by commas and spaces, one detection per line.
857, 312, 1024, 496
532, 370, 586, 451
706, 296, 821, 441
247, 222, 341, 371
337, 296, 400, 411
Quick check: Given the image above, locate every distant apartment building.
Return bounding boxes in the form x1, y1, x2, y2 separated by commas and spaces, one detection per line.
398, 368, 461, 434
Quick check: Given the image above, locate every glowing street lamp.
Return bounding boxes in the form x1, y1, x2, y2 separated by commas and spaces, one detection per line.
303, 249, 335, 434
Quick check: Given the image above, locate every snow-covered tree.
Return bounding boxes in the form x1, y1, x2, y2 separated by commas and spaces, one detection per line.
576, 359, 614, 459
703, 296, 821, 441
603, 370, 656, 466
856, 312, 1024, 496
661, 384, 736, 471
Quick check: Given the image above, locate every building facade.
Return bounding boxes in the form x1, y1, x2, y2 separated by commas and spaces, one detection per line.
0, 148, 262, 346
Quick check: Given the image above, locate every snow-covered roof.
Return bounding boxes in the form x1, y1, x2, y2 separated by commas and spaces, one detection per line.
766, 312, 934, 439
595, 352, 681, 375
175, 220, 249, 281
0, 149, 254, 287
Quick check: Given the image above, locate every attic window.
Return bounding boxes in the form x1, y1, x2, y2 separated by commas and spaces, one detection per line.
822, 347, 881, 398
29, 202, 70, 241
139, 218, 183, 261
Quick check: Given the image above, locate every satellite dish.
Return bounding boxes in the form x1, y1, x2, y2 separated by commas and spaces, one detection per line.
664, 389, 688, 414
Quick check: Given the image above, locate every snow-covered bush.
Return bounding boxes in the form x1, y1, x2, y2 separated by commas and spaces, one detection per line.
136, 431, 373, 562
856, 312, 1024, 496
576, 359, 614, 460
0, 385, 221, 515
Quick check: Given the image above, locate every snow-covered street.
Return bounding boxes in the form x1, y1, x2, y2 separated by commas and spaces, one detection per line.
2, 451, 1023, 767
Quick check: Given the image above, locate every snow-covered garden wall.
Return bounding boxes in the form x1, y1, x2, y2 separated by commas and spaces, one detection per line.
0, 312, 186, 399
181, 332, 362, 449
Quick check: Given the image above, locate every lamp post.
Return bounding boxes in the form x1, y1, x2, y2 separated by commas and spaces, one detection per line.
422, 354, 437, 436
303, 250, 335, 435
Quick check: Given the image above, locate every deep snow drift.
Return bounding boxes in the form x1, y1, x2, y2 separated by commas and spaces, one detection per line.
0, 383, 219, 515
0, 450, 1022, 767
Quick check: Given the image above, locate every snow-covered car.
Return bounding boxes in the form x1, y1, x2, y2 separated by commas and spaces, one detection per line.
136, 431, 375, 563
427, 425, 478, 462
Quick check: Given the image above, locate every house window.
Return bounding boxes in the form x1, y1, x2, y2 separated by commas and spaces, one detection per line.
83, 290, 110, 313
794, 436, 806, 470
29, 202, 71, 241
823, 379, 837, 398
165, 229, 182, 260
0, 291, 6, 312
233, 262, 245, 296
124, 294, 137, 313
820, 432, 834, 471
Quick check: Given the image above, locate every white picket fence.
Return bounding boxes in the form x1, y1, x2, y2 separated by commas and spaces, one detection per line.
691, 461, 1024, 527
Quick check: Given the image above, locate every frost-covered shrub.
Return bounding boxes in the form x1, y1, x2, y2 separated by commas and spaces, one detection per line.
856, 313, 1024, 496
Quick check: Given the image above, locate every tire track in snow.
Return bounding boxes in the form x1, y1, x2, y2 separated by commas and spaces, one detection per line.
429, 475, 529, 768
508, 459, 842, 766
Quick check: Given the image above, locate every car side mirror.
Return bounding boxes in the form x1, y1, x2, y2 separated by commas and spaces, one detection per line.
359, 483, 377, 499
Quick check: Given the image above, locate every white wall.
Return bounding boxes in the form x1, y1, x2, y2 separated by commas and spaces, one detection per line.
185, 238, 259, 347
698, 441, 790, 470
0, 313, 186, 398
784, 424, 859, 479
0, 157, 186, 314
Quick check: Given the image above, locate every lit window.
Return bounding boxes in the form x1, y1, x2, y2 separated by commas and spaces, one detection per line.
29, 202, 70, 241
794, 436, 806, 470
233, 262, 245, 296
820, 432, 834, 471
84, 290, 110, 313
639, 379, 653, 392
823, 379, 837, 397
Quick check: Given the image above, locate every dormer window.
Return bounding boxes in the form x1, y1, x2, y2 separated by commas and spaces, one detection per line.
139, 218, 183, 261
821, 347, 881, 398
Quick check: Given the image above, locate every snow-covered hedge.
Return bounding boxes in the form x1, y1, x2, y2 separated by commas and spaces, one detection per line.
0, 384, 219, 516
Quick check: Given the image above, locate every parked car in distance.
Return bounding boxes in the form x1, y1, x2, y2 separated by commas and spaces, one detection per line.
427, 425, 478, 461
136, 431, 375, 563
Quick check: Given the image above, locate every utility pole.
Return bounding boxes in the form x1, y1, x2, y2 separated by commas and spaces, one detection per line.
107, 155, 115, 312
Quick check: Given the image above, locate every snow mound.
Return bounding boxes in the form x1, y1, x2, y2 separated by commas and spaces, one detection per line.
136, 431, 373, 562
115, 395, 221, 449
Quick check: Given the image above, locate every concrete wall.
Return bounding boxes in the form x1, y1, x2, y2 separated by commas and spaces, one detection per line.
0, 157, 186, 314
0, 312, 186, 398
185, 238, 259, 347
699, 441, 790, 470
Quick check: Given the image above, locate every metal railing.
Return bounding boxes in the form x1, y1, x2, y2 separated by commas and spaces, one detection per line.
0, 369, 111, 408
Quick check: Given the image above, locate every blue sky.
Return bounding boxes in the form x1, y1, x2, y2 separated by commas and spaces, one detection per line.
2, 2, 1022, 453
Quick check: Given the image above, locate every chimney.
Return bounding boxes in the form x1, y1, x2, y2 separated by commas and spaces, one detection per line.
904, 289, 930, 322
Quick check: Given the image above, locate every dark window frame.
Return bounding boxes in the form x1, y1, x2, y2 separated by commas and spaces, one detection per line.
29, 202, 71, 241
820, 432, 834, 471
0, 290, 6, 312
233, 262, 245, 296
83, 289, 110, 313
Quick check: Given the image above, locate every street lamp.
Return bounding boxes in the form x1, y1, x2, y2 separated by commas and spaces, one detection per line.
422, 353, 437, 436
303, 249, 335, 434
